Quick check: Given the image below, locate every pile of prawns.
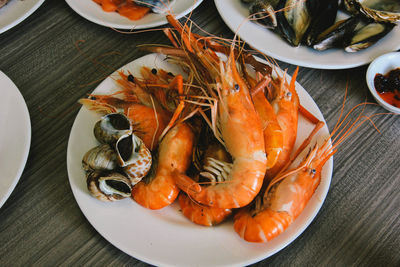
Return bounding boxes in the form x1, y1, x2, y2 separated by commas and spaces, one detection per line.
81, 14, 354, 243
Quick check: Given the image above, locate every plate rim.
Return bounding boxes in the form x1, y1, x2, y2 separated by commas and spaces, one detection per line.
67, 53, 333, 266
214, 0, 400, 70
0, 0, 45, 34
65, 0, 204, 30
0, 70, 31, 208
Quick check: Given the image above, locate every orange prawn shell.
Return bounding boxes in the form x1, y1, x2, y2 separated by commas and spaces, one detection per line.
252, 89, 283, 169
132, 123, 194, 210
266, 75, 300, 179
126, 104, 168, 151
234, 144, 329, 243
177, 54, 268, 209
178, 194, 232, 227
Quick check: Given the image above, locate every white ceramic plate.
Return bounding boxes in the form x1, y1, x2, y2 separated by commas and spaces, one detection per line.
65, 0, 203, 30
67, 53, 332, 266
0, 71, 31, 208
215, 0, 400, 70
0, 0, 45, 34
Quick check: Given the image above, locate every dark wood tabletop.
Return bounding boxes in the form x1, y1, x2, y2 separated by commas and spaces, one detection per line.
0, 0, 399, 266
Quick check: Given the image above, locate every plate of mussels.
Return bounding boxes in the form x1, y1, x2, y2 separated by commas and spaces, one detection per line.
215, 0, 400, 69
65, 0, 203, 30
67, 53, 333, 266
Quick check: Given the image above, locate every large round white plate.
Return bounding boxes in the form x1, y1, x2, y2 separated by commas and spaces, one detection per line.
215, 0, 400, 70
0, 0, 45, 34
67, 53, 332, 266
0, 71, 31, 208
65, 0, 203, 30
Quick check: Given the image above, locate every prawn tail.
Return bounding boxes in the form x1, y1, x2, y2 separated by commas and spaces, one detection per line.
234, 207, 293, 243
179, 193, 232, 227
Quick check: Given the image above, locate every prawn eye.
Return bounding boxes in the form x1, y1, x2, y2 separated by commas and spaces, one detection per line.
310, 169, 316, 175
151, 68, 157, 75
234, 84, 240, 91
128, 75, 135, 82
286, 92, 292, 98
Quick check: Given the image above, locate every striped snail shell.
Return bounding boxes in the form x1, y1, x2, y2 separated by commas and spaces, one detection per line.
94, 113, 132, 145
87, 171, 132, 201
82, 144, 118, 172
116, 133, 152, 185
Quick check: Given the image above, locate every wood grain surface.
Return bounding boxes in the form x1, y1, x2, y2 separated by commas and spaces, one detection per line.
0, 0, 399, 266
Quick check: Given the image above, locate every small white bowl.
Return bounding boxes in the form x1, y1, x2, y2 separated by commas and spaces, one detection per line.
366, 52, 400, 114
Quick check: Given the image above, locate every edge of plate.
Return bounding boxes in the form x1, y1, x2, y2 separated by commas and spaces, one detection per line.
0, 0, 46, 34
0, 71, 31, 208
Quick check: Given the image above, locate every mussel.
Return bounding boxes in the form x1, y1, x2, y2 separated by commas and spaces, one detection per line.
94, 113, 132, 145
345, 21, 395, 52
303, 0, 339, 46
345, 0, 400, 23
275, 0, 312, 47
313, 16, 360, 51
82, 144, 118, 172
116, 133, 152, 185
87, 171, 132, 201
249, 0, 280, 29
134, 0, 175, 13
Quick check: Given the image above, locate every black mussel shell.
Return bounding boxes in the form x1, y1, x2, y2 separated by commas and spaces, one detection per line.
345, 22, 395, 52
249, 0, 279, 29
304, 0, 339, 46
313, 16, 360, 51
276, 0, 311, 47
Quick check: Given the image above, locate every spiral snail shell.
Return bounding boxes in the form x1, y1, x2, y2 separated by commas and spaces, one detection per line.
87, 171, 132, 201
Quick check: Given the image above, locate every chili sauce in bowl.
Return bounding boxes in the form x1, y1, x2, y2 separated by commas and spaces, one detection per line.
367, 52, 400, 114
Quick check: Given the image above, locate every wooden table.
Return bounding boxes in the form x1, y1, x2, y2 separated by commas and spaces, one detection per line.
0, 0, 399, 266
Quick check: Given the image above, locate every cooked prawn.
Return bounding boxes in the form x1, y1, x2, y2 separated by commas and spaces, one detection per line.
174, 51, 268, 209
132, 122, 194, 209
234, 101, 378, 242
264, 67, 300, 179
143, 15, 268, 209
250, 75, 284, 169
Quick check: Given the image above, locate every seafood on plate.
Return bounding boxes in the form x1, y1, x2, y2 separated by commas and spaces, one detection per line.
243, 0, 398, 52
77, 9, 384, 242
81, 114, 152, 200
92, 0, 176, 21
80, 61, 200, 207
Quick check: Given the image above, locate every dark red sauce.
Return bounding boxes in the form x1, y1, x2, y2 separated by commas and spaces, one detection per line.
374, 67, 400, 108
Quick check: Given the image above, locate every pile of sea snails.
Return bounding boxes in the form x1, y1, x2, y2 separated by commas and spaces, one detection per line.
82, 113, 152, 201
